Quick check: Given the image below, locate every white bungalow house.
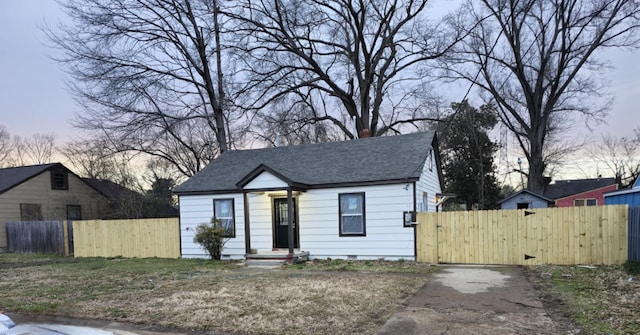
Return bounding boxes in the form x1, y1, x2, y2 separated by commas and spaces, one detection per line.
173, 132, 443, 261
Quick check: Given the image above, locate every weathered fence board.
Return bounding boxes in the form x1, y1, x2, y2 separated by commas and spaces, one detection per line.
73, 218, 180, 258
629, 207, 640, 262
417, 205, 628, 265
6, 221, 71, 255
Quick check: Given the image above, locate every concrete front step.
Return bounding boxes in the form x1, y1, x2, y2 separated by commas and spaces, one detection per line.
245, 251, 310, 267
244, 259, 290, 267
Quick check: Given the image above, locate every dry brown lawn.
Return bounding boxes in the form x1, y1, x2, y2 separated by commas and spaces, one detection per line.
525, 263, 640, 335
0, 256, 432, 334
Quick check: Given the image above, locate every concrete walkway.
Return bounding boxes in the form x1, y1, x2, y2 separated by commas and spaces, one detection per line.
377, 266, 559, 335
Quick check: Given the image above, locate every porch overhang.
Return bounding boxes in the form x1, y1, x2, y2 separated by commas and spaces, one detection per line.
239, 165, 306, 259
236, 163, 309, 191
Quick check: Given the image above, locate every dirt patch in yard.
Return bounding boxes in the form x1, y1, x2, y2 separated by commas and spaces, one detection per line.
378, 266, 576, 335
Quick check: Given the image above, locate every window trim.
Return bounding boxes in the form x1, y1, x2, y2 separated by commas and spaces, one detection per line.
338, 192, 366, 237
213, 198, 236, 238
67, 205, 82, 220
50, 170, 69, 190
574, 198, 597, 206
422, 192, 428, 212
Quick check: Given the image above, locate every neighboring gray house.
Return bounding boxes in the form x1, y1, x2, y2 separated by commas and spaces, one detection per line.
499, 190, 552, 210
0, 163, 109, 252
174, 132, 443, 261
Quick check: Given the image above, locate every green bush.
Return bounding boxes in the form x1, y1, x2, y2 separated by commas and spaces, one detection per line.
193, 217, 231, 260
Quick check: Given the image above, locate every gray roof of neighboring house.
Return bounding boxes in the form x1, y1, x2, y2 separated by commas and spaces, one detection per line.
544, 178, 617, 200
174, 132, 438, 194
0, 163, 110, 197
0, 163, 61, 195
82, 178, 140, 201
498, 189, 552, 204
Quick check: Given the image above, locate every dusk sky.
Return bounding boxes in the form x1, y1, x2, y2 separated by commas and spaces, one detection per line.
1, 1, 639, 179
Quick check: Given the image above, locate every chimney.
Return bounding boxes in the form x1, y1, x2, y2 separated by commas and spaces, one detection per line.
359, 129, 371, 138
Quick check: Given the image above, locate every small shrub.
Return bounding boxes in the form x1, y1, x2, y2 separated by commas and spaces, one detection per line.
193, 217, 231, 260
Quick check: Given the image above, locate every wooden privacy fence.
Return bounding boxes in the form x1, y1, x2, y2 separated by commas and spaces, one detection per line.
73, 218, 180, 258
417, 205, 628, 265
6, 221, 73, 255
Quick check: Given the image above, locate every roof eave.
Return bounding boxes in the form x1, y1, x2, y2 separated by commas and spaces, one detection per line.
175, 177, 420, 195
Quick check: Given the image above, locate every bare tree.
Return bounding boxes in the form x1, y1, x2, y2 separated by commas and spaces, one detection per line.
60, 138, 122, 180
249, 96, 346, 146
26, 133, 56, 165
589, 133, 640, 187
11, 133, 56, 165
0, 125, 14, 167
229, 0, 461, 138
443, 0, 640, 193
46, 0, 239, 177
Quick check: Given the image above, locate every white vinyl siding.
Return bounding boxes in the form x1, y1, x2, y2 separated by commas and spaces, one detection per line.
500, 193, 549, 210
179, 194, 245, 259
415, 148, 442, 212
298, 184, 415, 260
243, 171, 288, 190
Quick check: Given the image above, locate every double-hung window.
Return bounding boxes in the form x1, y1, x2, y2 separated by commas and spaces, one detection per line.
339, 193, 366, 236
213, 198, 235, 237
574, 198, 597, 206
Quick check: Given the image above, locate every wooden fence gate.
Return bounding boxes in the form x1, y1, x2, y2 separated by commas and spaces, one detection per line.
416, 205, 628, 265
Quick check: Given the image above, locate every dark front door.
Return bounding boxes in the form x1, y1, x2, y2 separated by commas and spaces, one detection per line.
274, 198, 298, 249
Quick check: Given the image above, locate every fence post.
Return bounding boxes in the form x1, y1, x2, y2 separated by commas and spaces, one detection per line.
63, 220, 69, 256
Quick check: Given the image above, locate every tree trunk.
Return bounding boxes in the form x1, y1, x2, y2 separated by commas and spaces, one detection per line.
527, 141, 546, 194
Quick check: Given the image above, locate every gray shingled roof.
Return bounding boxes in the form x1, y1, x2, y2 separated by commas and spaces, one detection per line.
174, 132, 436, 194
544, 178, 617, 200
0, 163, 58, 195
82, 178, 141, 201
